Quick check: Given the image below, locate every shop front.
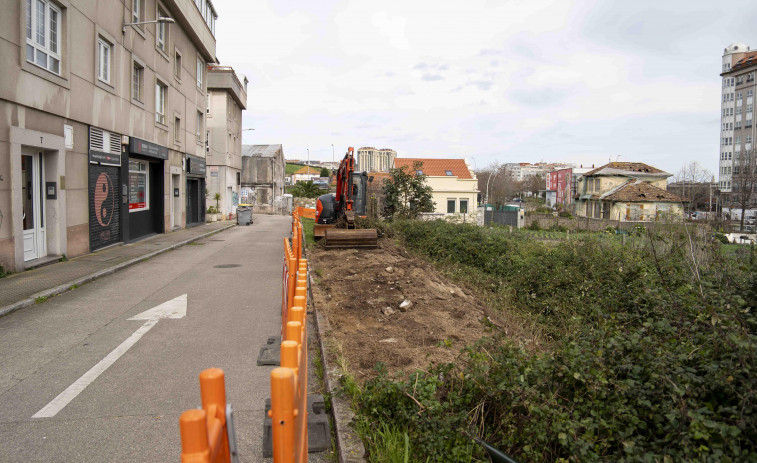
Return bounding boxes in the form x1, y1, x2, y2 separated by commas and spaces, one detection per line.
186, 154, 206, 227
88, 127, 123, 251
125, 138, 166, 242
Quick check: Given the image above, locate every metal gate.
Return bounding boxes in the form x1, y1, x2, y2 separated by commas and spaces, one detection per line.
89, 164, 121, 250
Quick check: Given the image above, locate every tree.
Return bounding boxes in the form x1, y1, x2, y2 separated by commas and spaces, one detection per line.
382, 161, 435, 219
522, 174, 545, 197
671, 162, 714, 214
731, 149, 757, 230
320, 167, 330, 177
477, 164, 519, 207
288, 180, 322, 199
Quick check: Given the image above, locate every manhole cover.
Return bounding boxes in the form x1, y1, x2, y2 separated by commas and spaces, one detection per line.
214, 264, 241, 268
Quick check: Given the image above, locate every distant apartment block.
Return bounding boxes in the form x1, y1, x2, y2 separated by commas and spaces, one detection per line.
357, 147, 396, 172
719, 43, 757, 213
504, 162, 574, 182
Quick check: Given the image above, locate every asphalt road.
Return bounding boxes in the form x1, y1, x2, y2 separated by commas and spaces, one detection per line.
0, 215, 292, 462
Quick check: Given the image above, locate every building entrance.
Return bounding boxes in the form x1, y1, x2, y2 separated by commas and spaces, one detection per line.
22, 149, 46, 261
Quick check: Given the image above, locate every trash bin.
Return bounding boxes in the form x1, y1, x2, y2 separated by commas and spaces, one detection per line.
237, 204, 253, 226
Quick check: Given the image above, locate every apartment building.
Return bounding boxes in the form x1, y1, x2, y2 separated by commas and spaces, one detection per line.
0, 0, 218, 272
357, 147, 396, 172
504, 162, 574, 182
719, 43, 757, 216
206, 65, 247, 218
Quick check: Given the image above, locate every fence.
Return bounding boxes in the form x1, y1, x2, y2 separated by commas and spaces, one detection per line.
179, 368, 238, 463
268, 208, 313, 462
179, 209, 314, 463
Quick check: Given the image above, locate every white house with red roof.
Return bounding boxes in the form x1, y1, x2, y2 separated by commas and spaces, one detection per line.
393, 158, 479, 219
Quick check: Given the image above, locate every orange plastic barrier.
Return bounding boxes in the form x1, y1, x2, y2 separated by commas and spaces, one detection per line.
179, 368, 232, 463
295, 207, 316, 220
270, 211, 310, 462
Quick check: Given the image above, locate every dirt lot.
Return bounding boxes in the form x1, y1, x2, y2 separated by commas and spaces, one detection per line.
309, 239, 506, 383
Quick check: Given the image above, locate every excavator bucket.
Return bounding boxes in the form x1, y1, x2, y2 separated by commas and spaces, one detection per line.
323, 228, 378, 249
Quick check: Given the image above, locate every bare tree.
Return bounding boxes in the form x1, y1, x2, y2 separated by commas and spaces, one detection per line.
731, 149, 757, 230
671, 162, 714, 214
477, 164, 519, 207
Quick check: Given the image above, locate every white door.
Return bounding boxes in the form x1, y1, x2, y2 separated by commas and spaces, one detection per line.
22, 150, 46, 261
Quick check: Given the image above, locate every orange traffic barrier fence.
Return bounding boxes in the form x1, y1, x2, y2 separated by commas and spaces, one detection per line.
269, 210, 310, 462
179, 368, 238, 463
295, 206, 316, 220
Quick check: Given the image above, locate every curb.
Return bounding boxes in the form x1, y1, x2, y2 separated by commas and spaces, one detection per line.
0, 224, 236, 319
309, 269, 367, 462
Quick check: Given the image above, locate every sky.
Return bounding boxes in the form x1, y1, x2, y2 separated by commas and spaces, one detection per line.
214, 0, 757, 177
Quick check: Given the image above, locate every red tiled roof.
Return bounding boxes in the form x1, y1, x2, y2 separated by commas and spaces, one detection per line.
584, 162, 665, 177
602, 180, 683, 203
731, 51, 757, 72
393, 158, 473, 179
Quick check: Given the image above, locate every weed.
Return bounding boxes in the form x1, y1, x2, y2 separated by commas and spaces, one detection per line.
69, 284, 79, 290
59, 254, 68, 262
35, 296, 48, 304
188, 242, 204, 246
348, 219, 757, 462
0, 264, 7, 279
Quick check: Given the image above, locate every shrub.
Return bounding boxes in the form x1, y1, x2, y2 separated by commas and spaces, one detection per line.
352, 220, 757, 462
527, 220, 541, 231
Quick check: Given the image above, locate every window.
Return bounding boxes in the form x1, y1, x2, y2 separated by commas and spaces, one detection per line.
196, 56, 204, 89
132, 0, 140, 23
129, 160, 149, 212
155, 81, 166, 124
447, 199, 455, 214
157, 7, 168, 52
459, 199, 468, 214
26, 0, 61, 74
445, 170, 453, 176
97, 37, 111, 83
174, 116, 181, 142
132, 61, 144, 102
175, 50, 182, 79
196, 111, 203, 143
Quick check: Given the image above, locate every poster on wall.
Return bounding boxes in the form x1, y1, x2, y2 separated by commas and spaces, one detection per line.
240, 187, 254, 204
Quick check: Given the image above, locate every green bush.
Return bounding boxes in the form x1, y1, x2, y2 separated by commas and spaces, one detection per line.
352, 220, 757, 462
527, 220, 541, 231
558, 211, 573, 218
713, 232, 730, 245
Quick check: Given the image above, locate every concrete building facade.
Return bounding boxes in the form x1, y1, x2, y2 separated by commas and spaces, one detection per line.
240, 144, 285, 214
206, 65, 247, 218
357, 147, 396, 173
719, 43, 757, 218
0, 0, 218, 272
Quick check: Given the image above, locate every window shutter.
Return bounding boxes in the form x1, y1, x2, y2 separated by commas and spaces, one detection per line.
90, 127, 104, 151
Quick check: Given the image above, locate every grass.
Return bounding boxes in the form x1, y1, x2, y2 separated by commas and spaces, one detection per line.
286, 163, 306, 175
301, 217, 316, 246
34, 296, 48, 304
188, 242, 205, 246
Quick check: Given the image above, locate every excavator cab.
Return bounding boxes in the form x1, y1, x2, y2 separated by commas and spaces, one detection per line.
313, 148, 377, 248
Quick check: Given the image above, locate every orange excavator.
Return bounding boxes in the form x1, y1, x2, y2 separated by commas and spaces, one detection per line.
314, 147, 378, 249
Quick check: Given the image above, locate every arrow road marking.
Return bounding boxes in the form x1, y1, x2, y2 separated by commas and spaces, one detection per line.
32, 294, 188, 419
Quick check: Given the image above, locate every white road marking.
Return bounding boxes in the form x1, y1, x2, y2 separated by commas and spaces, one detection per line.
32, 294, 188, 418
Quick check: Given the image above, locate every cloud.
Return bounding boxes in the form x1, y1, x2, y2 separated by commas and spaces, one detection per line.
421, 73, 443, 81
221, 0, 755, 176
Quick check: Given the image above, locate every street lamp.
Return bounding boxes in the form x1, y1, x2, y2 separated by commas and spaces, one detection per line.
122, 17, 175, 34
485, 165, 504, 210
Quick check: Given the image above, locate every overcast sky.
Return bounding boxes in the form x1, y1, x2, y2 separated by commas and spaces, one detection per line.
215, 0, 757, 176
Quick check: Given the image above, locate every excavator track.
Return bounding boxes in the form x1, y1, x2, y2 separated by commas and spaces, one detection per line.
323, 228, 378, 249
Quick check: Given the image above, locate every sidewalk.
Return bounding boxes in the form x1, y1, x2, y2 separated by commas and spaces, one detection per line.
0, 221, 236, 317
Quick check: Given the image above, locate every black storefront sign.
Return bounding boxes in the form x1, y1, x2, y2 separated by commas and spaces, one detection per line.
89, 149, 121, 166
129, 138, 168, 160
186, 155, 206, 176
89, 164, 121, 250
